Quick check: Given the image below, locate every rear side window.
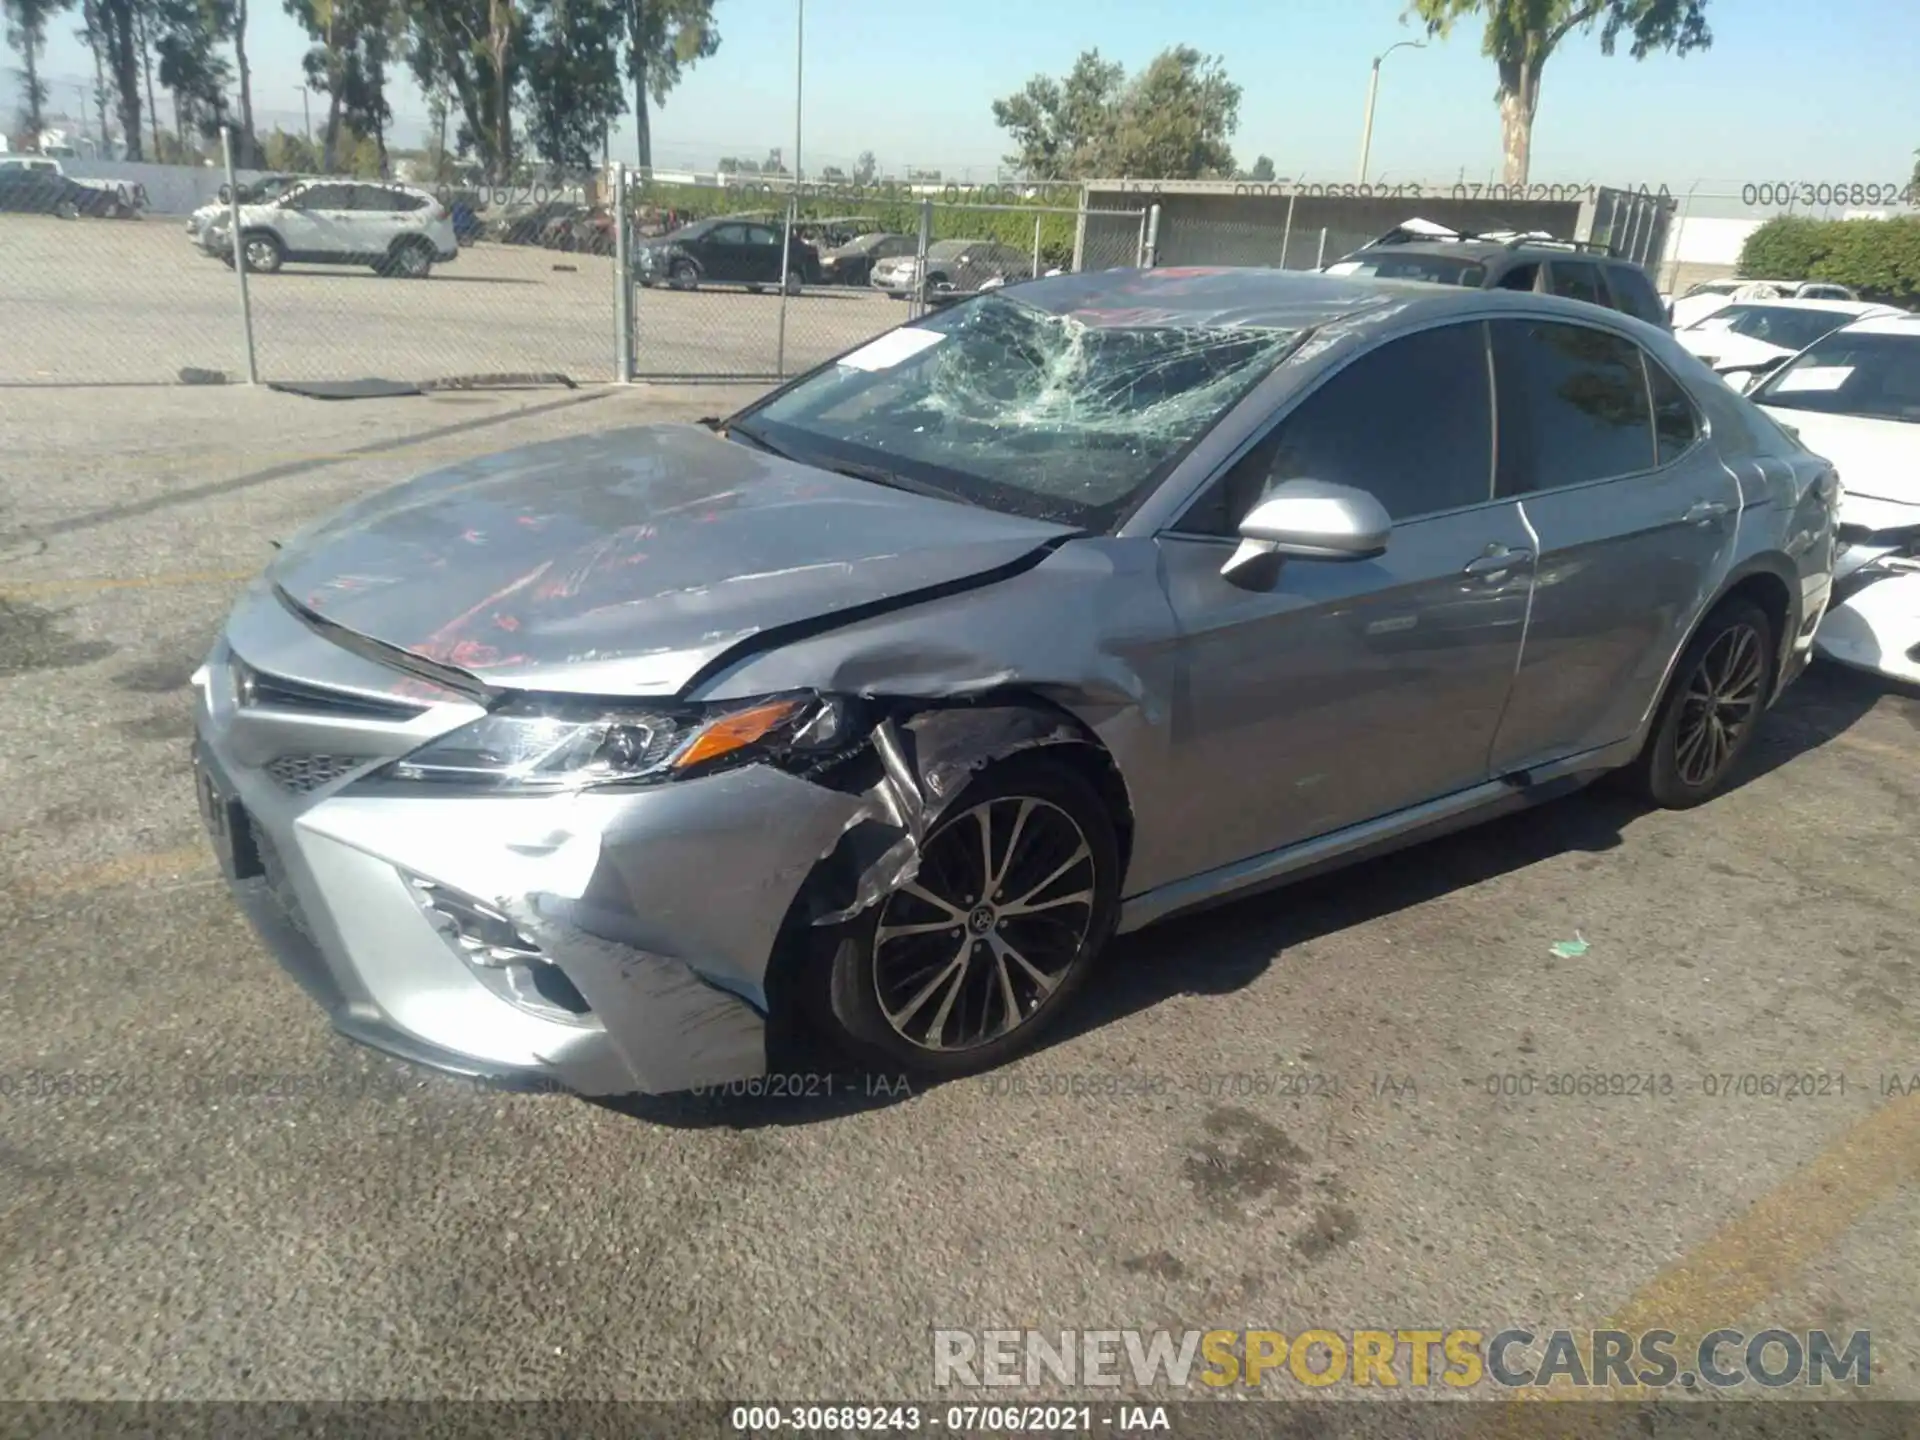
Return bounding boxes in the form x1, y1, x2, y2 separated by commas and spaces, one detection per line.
1606, 264, 1667, 325
1495, 262, 1541, 292
1492, 319, 1656, 494
1548, 260, 1608, 308
296, 184, 351, 208
1646, 359, 1701, 464
1180, 321, 1495, 532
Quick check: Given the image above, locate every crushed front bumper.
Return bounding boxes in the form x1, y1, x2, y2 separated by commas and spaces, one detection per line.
190, 599, 870, 1096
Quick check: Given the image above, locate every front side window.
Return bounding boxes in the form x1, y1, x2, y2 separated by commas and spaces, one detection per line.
736, 295, 1301, 530
292, 184, 350, 209
1496, 262, 1542, 292
1492, 319, 1656, 494
1750, 330, 1920, 422
1180, 322, 1495, 534
709, 224, 748, 245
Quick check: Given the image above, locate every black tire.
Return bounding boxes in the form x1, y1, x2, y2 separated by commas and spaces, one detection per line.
784, 266, 803, 296
815, 755, 1121, 1081
54, 197, 81, 221
239, 231, 284, 273
668, 258, 698, 290
1621, 598, 1775, 809
383, 237, 433, 279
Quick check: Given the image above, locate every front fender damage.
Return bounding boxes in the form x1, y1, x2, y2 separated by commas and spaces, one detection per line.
476, 706, 1091, 1095
813, 704, 1095, 927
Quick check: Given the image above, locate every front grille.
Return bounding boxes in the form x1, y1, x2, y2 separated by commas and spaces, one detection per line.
250, 823, 314, 941
265, 754, 371, 793
235, 658, 429, 722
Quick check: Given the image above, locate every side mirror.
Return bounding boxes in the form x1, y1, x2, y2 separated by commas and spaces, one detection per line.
217, 183, 232, 204
1223, 479, 1391, 581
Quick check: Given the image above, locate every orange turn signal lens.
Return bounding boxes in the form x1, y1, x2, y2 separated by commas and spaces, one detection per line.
671, 699, 807, 770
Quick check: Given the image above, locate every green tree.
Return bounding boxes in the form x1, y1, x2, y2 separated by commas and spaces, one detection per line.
261, 123, 318, 170
1405, 0, 1709, 186
624, 0, 716, 172
3, 0, 70, 146
991, 48, 1123, 181
853, 148, 876, 185
991, 46, 1240, 181
523, 0, 623, 168
1243, 154, 1276, 182
407, 0, 521, 179
152, 0, 235, 152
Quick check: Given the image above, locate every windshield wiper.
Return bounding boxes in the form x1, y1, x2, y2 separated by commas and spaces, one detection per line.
813, 456, 959, 502
726, 423, 960, 502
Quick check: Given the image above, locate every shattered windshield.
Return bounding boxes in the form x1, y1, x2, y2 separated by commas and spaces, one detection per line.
735, 294, 1302, 529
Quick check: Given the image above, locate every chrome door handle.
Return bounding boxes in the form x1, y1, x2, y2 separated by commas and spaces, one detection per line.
1684, 500, 1732, 525
1463, 546, 1534, 576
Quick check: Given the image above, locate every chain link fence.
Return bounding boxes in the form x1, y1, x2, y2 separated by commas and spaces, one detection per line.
6, 142, 1915, 389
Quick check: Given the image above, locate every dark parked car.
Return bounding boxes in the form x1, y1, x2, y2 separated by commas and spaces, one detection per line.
0, 167, 136, 219
632, 217, 820, 293
190, 269, 1837, 1098
816, 231, 919, 286
1324, 228, 1669, 327
870, 238, 1035, 302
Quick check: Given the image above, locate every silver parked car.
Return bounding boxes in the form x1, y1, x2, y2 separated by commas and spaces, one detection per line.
191, 270, 1838, 1097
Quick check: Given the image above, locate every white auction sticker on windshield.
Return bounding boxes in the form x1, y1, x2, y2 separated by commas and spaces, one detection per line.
1771, 365, 1853, 392
837, 328, 945, 372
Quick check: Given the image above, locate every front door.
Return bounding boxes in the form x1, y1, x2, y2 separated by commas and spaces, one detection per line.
276, 182, 356, 259
1485, 317, 1740, 772
1154, 320, 1534, 876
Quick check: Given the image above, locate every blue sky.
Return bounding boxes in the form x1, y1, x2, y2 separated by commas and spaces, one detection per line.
24, 0, 1920, 186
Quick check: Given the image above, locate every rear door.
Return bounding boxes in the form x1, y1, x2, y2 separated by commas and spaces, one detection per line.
704, 223, 751, 280
742, 223, 786, 283
1154, 319, 1533, 873
1486, 318, 1739, 773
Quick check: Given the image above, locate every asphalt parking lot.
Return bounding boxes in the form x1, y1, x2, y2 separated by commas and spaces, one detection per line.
0, 214, 901, 386
1, 380, 1917, 1406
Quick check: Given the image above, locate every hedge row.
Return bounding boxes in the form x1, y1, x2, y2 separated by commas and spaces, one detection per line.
627, 179, 1087, 269
1738, 215, 1920, 306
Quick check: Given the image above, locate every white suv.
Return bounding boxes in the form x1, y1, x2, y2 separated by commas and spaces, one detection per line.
207, 179, 458, 278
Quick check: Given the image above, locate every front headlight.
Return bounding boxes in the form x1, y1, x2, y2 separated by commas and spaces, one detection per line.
377, 692, 860, 793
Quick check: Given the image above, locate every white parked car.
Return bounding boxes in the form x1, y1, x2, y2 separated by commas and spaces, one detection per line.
1749, 313, 1920, 685
187, 172, 304, 251
204, 178, 458, 278
1676, 299, 1904, 390
1669, 278, 1859, 330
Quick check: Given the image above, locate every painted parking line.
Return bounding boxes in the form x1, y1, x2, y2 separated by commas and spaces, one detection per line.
10, 844, 215, 902
0, 569, 254, 599
1477, 1091, 1920, 1420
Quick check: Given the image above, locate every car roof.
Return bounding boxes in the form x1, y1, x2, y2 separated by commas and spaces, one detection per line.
993, 265, 1645, 332
1349, 237, 1633, 264
1716, 298, 1896, 315
1831, 313, 1920, 338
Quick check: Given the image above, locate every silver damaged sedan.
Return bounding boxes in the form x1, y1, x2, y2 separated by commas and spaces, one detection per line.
191, 269, 1839, 1096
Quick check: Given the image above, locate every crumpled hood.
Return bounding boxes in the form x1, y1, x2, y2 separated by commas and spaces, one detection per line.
267, 422, 1075, 697
1757, 407, 1920, 521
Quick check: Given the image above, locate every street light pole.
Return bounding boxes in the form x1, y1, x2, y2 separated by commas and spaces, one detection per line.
1356, 39, 1425, 183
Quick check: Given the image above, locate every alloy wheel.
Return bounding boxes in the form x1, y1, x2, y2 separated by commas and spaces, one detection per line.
1673, 621, 1765, 787
871, 795, 1096, 1052
244, 237, 278, 271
